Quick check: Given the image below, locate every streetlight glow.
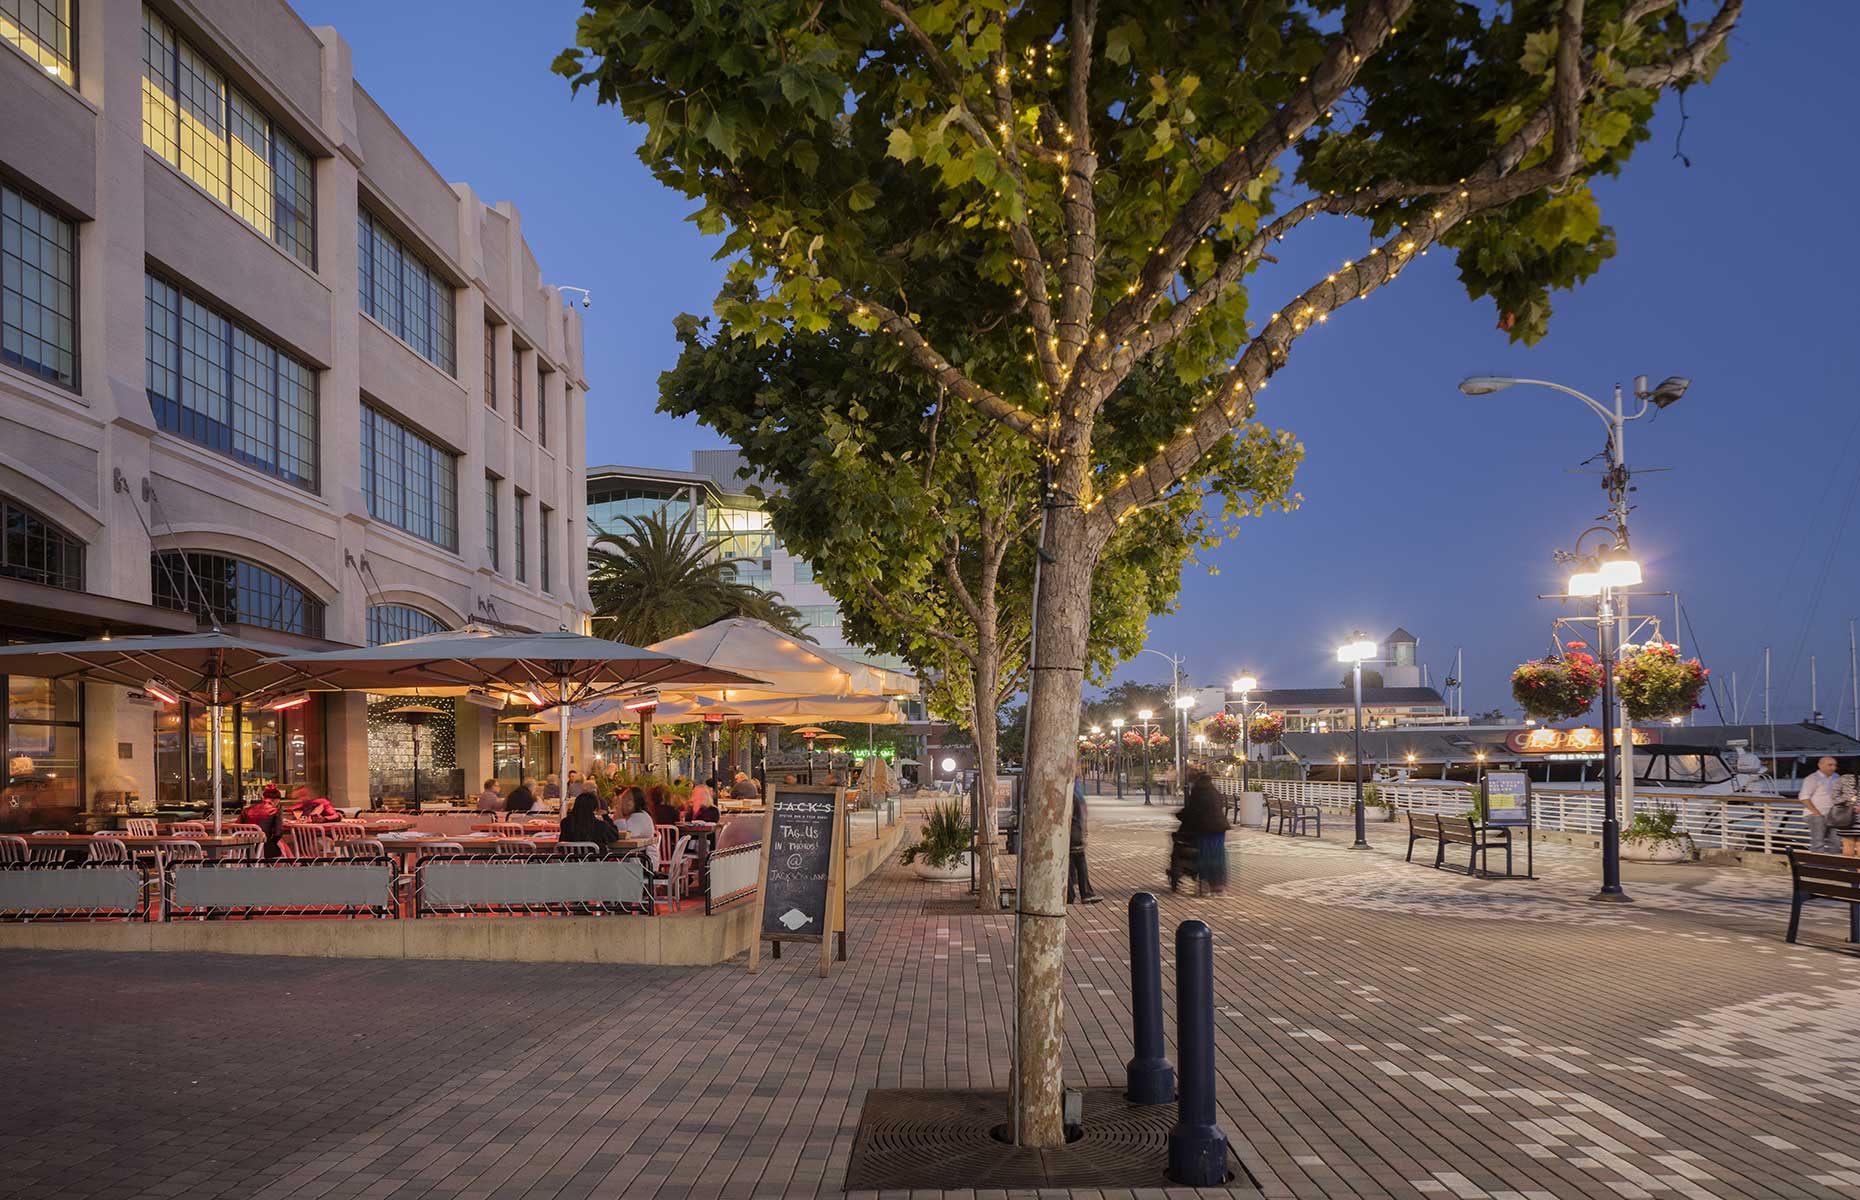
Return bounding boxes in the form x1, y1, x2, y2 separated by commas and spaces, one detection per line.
1232, 675, 1257, 693
1174, 694, 1195, 710
1336, 637, 1378, 663
1138, 708, 1153, 721
1567, 571, 1603, 597
1111, 717, 1125, 729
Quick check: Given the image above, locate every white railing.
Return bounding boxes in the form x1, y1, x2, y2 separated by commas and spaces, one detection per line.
1217, 776, 1809, 856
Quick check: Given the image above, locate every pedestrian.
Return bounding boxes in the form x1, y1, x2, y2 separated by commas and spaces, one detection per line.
1068, 774, 1101, 904
1175, 771, 1231, 895
1801, 757, 1854, 853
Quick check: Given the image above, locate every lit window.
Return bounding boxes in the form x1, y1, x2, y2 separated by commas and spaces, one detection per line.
152, 550, 323, 637
360, 405, 457, 551
140, 7, 315, 266
0, 0, 74, 85
366, 604, 446, 646
0, 494, 83, 591
144, 274, 318, 489
356, 207, 455, 375
1, 179, 76, 388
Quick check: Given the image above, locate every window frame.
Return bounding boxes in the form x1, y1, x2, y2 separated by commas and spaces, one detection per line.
0, 0, 77, 85
0, 174, 79, 392
151, 549, 325, 638
513, 489, 528, 583
0, 493, 85, 591
539, 502, 552, 595
365, 603, 447, 647
356, 206, 456, 376
484, 472, 499, 573
483, 323, 496, 409
359, 404, 459, 552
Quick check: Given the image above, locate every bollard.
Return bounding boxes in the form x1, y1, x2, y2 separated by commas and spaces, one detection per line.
1126, 893, 1174, 1104
1167, 919, 1229, 1186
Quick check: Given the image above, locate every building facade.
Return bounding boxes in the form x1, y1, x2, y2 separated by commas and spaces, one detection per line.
0, 1, 589, 825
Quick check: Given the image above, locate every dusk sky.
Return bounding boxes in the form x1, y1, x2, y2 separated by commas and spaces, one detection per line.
302, 2, 1858, 725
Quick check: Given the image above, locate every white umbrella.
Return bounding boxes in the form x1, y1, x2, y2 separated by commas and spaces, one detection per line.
0, 629, 314, 835
646, 619, 917, 700
274, 626, 766, 807
544, 693, 906, 730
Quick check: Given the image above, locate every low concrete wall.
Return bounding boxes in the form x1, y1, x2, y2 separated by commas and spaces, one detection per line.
0, 819, 909, 966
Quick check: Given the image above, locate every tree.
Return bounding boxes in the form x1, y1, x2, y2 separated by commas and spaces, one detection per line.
1472, 707, 1510, 723
658, 323, 1297, 908
1341, 669, 1386, 690
558, 0, 1742, 1144
587, 510, 810, 645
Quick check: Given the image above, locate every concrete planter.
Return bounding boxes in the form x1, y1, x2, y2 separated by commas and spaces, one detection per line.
912, 853, 973, 882
1238, 792, 1267, 827
1362, 805, 1396, 823
1622, 835, 1691, 863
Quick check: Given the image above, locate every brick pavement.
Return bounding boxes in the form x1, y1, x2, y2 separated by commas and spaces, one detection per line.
3, 800, 1858, 1200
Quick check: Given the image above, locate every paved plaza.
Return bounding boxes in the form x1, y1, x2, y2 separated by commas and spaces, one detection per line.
4, 801, 1858, 1200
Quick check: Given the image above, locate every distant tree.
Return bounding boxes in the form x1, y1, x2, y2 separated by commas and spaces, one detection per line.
1472, 707, 1510, 723
587, 510, 809, 646
1341, 669, 1386, 690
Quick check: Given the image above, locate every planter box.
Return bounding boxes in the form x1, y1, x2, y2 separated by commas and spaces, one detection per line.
1363, 806, 1395, 823
1622, 835, 1690, 864
1238, 792, 1266, 827
912, 852, 973, 882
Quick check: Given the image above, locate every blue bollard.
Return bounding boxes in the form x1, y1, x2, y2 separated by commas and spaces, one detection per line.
1167, 919, 1229, 1186
1125, 893, 1174, 1104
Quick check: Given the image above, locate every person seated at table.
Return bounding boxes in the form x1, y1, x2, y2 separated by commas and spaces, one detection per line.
289, 786, 340, 823
782, 774, 798, 786
646, 784, 681, 827
242, 787, 286, 860
688, 779, 713, 818
505, 777, 538, 813
566, 770, 583, 796
730, 771, 760, 800
618, 790, 658, 868
559, 791, 622, 849
542, 774, 561, 804
693, 790, 721, 824
475, 779, 501, 813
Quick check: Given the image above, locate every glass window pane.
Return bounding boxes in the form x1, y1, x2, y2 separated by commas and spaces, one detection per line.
2, 723, 81, 827
1, 0, 76, 84
359, 406, 458, 552
227, 89, 275, 239
175, 40, 228, 204
151, 550, 324, 637
0, 494, 85, 591
8, 674, 79, 722
1, 181, 77, 388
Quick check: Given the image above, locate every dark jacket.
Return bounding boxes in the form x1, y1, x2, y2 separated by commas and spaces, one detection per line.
559, 811, 622, 847
695, 804, 721, 823
1069, 779, 1087, 849
1176, 776, 1231, 835
505, 784, 537, 813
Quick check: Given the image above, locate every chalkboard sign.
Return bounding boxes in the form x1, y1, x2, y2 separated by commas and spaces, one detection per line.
749, 785, 846, 975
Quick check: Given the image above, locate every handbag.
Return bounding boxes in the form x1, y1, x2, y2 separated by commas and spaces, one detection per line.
1828, 798, 1858, 831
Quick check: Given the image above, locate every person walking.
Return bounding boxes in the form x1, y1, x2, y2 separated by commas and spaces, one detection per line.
1067, 775, 1101, 904
1174, 771, 1232, 895
1801, 757, 1854, 853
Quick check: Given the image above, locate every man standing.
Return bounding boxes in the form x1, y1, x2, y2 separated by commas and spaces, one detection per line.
1067, 774, 1101, 904
1800, 756, 1852, 853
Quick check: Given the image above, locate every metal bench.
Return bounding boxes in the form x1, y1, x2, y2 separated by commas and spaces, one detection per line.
1787, 850, 1860, 947
1408, 812, 1512, 876
1266, 795, 1321, 837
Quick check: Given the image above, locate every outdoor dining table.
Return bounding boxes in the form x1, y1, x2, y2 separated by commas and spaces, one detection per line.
283, 817, 413, 834
14, 833, 253, 862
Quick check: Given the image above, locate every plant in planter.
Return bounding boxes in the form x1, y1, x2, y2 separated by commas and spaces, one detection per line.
1247, 712, 1285, 745
900, 799, 974, 881
1362, 783, 1393, 821
1616, 642, 1709, 721
1621, 807, 1692, 863
1464, 786, 1487, 822
1511, 644, 1603, 721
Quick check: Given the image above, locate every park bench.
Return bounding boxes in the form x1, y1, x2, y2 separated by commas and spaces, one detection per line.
1266, 795, 1321, 837
1407, 812, 1513, 877
1786, 849, 1860, 947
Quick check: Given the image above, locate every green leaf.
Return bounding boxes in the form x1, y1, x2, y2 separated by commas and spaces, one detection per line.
886, 126, 915, 164
847, 181, 879, 211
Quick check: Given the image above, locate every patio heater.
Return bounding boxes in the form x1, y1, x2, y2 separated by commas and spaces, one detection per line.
497, 713, 547, 784
389, 703, 446, 814
624, 697, 659, 776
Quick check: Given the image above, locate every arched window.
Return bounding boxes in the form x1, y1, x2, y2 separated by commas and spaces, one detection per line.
1, 495, 85, 591
151, 551, 324, 637
366, 604, 447, 646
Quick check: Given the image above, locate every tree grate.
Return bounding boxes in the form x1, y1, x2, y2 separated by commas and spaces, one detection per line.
844, 1087, 1257, 1191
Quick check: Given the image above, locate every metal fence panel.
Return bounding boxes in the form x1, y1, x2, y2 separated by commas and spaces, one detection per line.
707, 841, 761, 912
420, 858, 645, 909
0, 867, 143, 916
169, 862, 394, 911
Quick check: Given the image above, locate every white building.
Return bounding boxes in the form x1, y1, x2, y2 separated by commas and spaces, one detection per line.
0, 1, 589, 826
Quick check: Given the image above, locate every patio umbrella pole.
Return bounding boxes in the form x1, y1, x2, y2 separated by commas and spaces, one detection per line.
210, 676, 223, 836
557, 672, 571, 811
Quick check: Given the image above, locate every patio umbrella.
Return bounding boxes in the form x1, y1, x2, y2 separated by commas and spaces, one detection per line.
646, 619, 917, 700
0, 629, 315, 835
274, 626, 766, 813
542, 694, 906, 730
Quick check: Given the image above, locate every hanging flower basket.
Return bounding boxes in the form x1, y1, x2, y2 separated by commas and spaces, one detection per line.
1616, 642, 1709, 720
1121, 730, 1145, 749
1248, 712, 1285, 744
1205, 713, 1244, 745
1147, 730, 1171, 748
1510, 646, 1602, 721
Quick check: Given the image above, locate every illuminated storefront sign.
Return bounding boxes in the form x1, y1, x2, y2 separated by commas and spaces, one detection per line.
1504, 727, 1657, 755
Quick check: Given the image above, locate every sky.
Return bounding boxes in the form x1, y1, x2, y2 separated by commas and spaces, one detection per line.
300, 1, 1859, 727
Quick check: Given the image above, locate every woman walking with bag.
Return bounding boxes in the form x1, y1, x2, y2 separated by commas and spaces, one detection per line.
1174, 771, 1232, 895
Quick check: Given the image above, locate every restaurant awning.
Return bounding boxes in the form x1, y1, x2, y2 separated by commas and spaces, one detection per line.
546, 693, 906, 730
645, 619, 917, 701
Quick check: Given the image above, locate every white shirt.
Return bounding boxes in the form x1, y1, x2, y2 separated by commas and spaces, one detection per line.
1801, 771, 1846, 814
623, 812, 658, 867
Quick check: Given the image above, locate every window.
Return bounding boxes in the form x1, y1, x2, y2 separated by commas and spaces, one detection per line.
1, 179, 76, 389
1, 0, 74, 85
511, 344, 524, 430
484, 473, 499, 572
514, 490, 527, 582
482, 323, 496, 409
366, 604, 446, 646
536, 363, 548, 447
2, 668, 82, 830
0, 494, 83, 590
144, 274, 318, 490
539, 503, 552, 594
151, 550, 324, 637
360, 405, 457, 551
794, 604, 842, 631
792, 560, 814, 584
356, 207, 455, 374
140, 7, 314, 266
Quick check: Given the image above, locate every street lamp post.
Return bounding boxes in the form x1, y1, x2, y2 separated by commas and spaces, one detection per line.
1137, 708, 1155, 805
1174, 693, 1196, 794
1089, 725, 1103, 791
1111, 717, 1126, 799
1568, 551, 1640, 902
1336, 634, 1379, 850
1230, 676, 1258, 795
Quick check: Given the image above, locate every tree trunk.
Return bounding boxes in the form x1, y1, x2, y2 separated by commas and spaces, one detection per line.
1013, 498, 1097, 1147
973, 610, 1000, 912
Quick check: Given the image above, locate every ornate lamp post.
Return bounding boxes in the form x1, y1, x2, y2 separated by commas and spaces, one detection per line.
1336, 633, 1379, 849
1230, 675, 1259, 794
1111, 717, 1126, 799
1137, 708, 1156, 805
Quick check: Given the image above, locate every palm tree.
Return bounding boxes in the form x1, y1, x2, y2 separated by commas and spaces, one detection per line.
587, 509, 812, 646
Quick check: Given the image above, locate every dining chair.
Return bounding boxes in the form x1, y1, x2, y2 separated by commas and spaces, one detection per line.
651, 835, 694, 906
657, 826, 678, 867
172, 821, 209, 834
123, 818, 159, 837
287, 824, 335, 859
493, 838, 537, 855
0, 835, 27, 867
339, 838, 386, 860
161, 840, 205, 862
28, 830, 71, 865
226, 831, 266, 861
85, 836, 133, 865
